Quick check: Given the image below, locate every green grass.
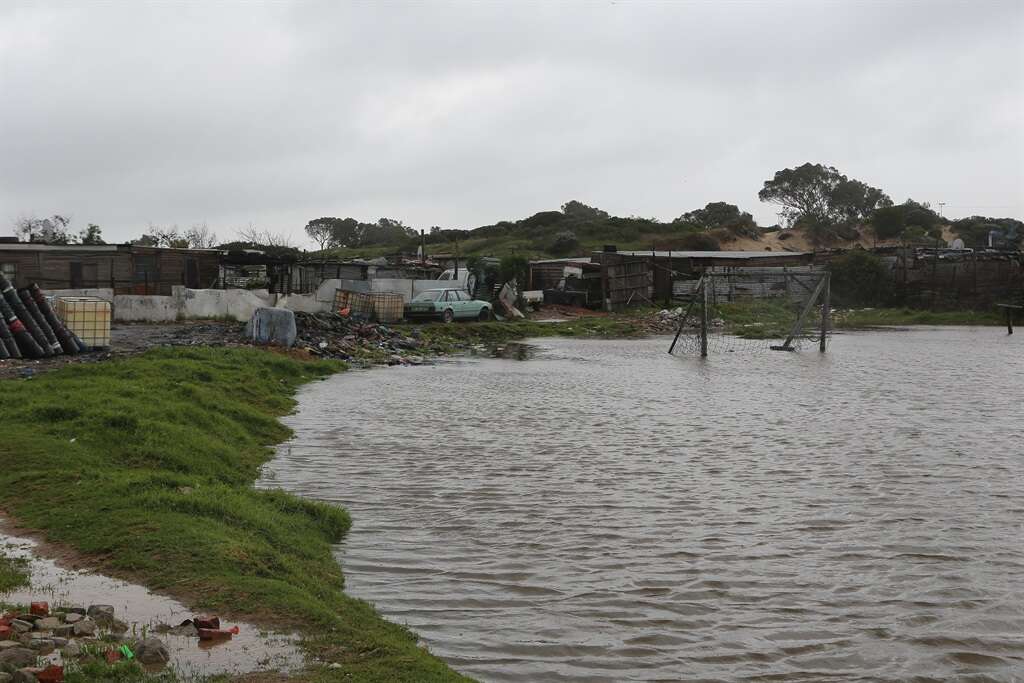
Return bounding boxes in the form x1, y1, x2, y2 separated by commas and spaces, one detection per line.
0, 555, 28, 592
831, 307, 1002, 327
0, 348, 470, 682
412, 316, 645, 351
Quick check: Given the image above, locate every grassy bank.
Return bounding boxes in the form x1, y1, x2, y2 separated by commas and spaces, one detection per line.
414, 315, 645, 350
0, 348, 469, 682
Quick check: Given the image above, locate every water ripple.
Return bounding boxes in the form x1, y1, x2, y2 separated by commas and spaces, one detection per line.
260, 328, 1024, 682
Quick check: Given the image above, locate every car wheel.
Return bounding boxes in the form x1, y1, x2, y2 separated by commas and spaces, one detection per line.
443, 308, 455, 323
478, 308, 491, 322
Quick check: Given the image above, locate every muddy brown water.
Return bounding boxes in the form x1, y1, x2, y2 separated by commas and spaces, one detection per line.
262, 328, 1023, 682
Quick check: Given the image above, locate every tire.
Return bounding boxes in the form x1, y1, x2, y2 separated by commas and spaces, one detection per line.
478, 308, 491, 322
443, 308, 455, 323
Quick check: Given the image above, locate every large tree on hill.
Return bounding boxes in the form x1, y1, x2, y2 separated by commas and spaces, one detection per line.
758, 163, 892, 228
305, 217, 339, 251
676, 202, 755, 231
561, 200, 609, 220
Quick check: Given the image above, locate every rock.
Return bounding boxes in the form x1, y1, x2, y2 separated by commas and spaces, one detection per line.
85, 606, 114, 626
0, 672, 10, 682
0, 647, 37, 668
60, 641, 80, 658
107, 619, 128, 635
134, 638, 169, 665
0, 642, 19, 650
26, 639, 53, 654
8, 622, 31, 635
32, 619, 60, 632
167, 623, 197, 637
71, 619, 95, 637
51, 627, 73, 639
12, 670, 38, 683
61, 614, 81, 625
48, 639, 66, 649
57, 607, 84, 616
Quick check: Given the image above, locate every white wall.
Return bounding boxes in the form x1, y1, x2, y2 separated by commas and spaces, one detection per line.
44, 276, 452, 323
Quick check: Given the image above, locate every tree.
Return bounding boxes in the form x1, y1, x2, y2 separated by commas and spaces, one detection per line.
871, 205, 904, 242
14, 215, 73, 244
549, 230, 579, 256
828, 250, 894, 307
329, 218, 361, 247
950, 216, 1022, 249
561, 200, 609, 220
236, 224, 294, 248
304, 217, 338, 252
79, 223, 105, 245
360, 218, 416, 246
675, 202, 757, 236
184, 222, 218, 248
872, 199, 942, 245
758, 163, 892, 229
131, 234, 159, 247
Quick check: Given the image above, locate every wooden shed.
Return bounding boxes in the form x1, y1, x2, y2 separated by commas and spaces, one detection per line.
0, 243, 220, 295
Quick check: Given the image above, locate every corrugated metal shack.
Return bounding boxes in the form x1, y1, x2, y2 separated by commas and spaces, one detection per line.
0, 243, 220, 294
605, 250, 814, 306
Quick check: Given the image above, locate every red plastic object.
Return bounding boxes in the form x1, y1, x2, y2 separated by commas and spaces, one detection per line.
193, 615, 220, 630
105, 649, 122, 663
198, 628, 233, 641
30, 602, 49, 617
37, 665, 64, 683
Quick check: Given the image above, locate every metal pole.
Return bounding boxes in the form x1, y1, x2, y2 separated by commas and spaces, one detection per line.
668, 274, 702, 354
819, 272, 830, 352
700, 275, 709, 357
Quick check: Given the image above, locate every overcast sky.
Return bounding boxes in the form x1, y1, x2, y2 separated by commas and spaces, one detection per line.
1, 1, 1022, 247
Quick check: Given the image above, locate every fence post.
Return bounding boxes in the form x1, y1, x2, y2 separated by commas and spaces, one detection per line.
819, 272, 830, 352
700, 275, 709, 358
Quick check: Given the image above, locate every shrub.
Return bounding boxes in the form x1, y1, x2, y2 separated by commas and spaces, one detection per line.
828, 249, 894, 306
676, 232, 721, 251
549, 230, 580, 256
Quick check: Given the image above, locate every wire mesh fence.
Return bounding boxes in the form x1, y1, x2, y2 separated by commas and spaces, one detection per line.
669, 269, 830, 356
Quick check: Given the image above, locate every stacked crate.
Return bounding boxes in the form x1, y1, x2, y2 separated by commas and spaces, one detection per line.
55, 297, 111, 349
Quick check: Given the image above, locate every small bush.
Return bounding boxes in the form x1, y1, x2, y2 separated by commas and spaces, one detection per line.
676, 232, 721, 251
549, 230, 580, 256
828, 249, 894, 306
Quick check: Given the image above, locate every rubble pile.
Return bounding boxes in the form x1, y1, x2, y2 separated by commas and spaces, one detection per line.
293, 312, 430, 365
643, 308, 724, 334
0, 601, 242, 681
0, 601, 168, 681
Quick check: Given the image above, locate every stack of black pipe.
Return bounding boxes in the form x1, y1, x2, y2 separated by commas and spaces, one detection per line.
0, 274, 85, 360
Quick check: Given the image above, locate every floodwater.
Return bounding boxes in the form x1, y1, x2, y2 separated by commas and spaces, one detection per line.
264, 328, 1023, 682
0, 529, 303, 677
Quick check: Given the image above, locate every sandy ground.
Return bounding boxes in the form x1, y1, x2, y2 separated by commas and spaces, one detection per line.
724, 225, 958, 253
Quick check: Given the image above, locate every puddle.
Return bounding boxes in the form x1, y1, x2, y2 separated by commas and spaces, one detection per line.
0, 530, 305, 678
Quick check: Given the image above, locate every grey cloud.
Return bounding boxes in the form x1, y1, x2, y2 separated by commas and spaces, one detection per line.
1, 0, 1021, 245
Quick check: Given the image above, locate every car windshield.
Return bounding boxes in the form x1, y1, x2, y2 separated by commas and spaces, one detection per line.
413, 290, 445, 302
